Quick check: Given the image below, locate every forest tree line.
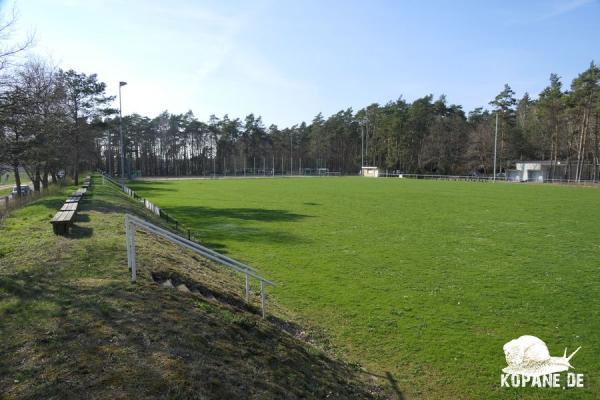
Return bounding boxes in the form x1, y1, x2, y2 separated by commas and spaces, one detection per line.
105, 62, 600, 181
1, 14, 599, 190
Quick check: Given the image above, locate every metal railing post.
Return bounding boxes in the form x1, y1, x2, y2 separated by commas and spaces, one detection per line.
130, 225, 137, 282
260, 281, 265, 318
245, 273, 249, 302
125, 217, 132, 272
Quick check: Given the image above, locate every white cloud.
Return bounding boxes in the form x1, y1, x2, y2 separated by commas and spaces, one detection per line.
542, 0, 594, 19
510, 0, 596, 23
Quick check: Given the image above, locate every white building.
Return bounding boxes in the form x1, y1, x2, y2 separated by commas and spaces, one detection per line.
514, 161, 549, 182
361, 166, 379, 177
512, 160, 595, 182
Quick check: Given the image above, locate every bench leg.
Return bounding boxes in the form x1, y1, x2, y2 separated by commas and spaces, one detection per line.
52, 223, 69, 236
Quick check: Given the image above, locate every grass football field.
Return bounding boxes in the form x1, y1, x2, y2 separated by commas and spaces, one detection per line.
129, 177, 600, 399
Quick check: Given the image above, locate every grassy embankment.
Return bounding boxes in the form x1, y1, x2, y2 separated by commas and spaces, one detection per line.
0, 176, 381, 399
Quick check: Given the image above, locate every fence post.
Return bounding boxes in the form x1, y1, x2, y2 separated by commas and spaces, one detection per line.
187, 229, 191, 240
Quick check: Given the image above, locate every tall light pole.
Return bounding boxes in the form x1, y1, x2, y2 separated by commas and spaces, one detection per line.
290, 132, 293, 175
360, 122, 364, 168
360, 117, 368, 170
107, 130, 112, 176
119, 81, 127, 185
493, 112, 498, 181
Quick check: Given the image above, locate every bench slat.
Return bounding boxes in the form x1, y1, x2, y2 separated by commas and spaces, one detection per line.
51, 210, 75, 223
60, 203, 78, 212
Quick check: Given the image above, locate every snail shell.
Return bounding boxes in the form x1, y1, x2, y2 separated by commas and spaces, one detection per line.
503, 335, 550, 367
502, 335, 581, 377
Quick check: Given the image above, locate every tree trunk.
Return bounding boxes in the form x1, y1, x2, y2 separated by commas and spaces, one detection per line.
42, 165, 49, 189
73, 146, 80, 185
33, 164, 41, 192
576, 108, 590, 182
13, 163, 22, 198
73, 120, 80, 185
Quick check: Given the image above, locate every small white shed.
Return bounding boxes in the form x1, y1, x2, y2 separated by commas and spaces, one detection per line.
361, 166, 379, 177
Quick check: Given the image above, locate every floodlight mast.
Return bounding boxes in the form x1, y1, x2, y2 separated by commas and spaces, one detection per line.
119, 81, 127, 185
360, 117, 368, 169
361, 123, 364, 167
493, 112, 498, 181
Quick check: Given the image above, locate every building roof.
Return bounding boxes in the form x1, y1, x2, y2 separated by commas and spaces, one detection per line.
515, 160, 595, 166
514, 160, 554, 165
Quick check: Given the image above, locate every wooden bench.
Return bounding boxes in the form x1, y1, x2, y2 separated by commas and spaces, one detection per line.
50, 177, 93, 234
50, 210, 76, 235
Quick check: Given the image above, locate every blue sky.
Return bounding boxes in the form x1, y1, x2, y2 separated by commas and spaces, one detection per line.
3, 0, 599, 125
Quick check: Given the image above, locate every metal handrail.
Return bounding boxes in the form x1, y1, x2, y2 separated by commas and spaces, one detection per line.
124, 213, 274, 317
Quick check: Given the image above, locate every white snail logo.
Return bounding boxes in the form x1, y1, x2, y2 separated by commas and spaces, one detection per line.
502, 335, 580, 377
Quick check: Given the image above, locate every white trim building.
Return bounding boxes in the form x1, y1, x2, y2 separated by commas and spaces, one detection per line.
361, 166, 379, 177
512, 160, 596, 182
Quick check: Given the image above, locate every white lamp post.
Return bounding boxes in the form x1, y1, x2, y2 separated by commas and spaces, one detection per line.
119, 81, 127, 184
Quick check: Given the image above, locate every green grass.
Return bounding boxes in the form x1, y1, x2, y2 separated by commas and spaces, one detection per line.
128, 177, 600, 399
0, 177, 380, 399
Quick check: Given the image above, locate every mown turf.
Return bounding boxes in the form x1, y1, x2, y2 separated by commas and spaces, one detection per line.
0, 177, 381, 399
128, 177, 600, 399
